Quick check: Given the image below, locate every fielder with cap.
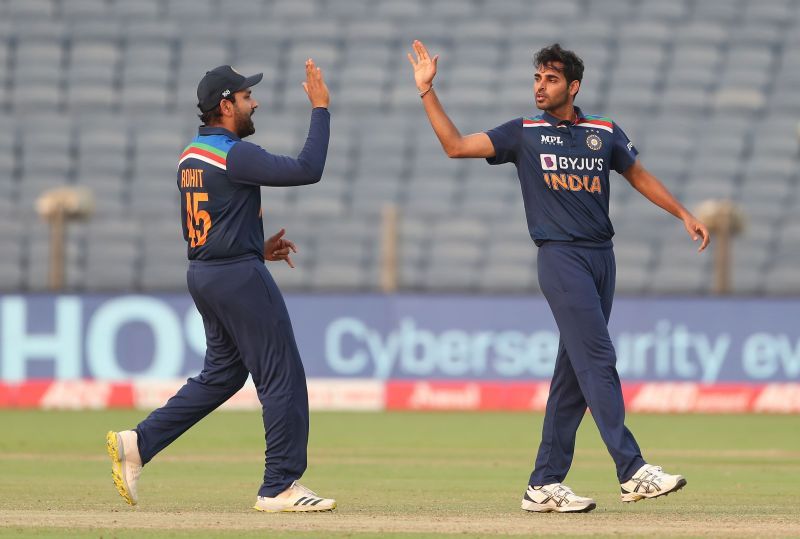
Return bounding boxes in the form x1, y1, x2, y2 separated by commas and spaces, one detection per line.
106, 59, 335, 512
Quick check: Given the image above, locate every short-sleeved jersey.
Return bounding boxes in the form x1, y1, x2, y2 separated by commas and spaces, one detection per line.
177, 108, 330, 261
485, 106, 638, 245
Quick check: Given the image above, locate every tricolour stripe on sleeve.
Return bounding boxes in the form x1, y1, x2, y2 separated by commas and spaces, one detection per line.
178, 143, 228, 170
576, 115, 613, 133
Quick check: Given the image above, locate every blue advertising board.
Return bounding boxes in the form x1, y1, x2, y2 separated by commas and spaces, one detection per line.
0, 294, 798, 383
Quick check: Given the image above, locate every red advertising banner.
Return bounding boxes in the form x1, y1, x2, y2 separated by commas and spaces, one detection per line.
2, 379, 799, 413
384, 381, 800, 413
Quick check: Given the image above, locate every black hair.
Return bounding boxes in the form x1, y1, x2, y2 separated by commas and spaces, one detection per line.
198, 95, 236, 125
533, 43, 584, 85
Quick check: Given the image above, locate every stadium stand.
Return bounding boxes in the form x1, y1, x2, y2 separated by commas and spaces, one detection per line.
0, 0, 798, 294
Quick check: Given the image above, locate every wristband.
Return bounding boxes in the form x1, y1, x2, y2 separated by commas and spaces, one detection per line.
419, 84, 433, 98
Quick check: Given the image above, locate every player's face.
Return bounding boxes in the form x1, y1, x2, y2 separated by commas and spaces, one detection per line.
233, 89, 258, 138
533, 63, 570, 111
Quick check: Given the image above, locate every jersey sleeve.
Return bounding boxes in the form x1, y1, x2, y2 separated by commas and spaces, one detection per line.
227, 107, 330, 186
610, 121, 639, 174
484, 117, 522, 165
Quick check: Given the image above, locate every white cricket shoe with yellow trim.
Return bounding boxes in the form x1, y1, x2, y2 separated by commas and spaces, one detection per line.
254, 481, 336, 512
106, 430, 142, 506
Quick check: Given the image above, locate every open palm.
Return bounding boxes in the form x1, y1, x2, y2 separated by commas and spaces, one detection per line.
407, 40, 439, 90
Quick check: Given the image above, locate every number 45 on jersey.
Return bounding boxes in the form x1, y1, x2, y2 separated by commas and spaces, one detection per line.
185, 191, 211, 248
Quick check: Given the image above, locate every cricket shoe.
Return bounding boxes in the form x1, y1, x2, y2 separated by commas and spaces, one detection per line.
521, 483, 596, 513
620, 464, 686, 502
253, 481, 336, 513
106, 430, 142, 506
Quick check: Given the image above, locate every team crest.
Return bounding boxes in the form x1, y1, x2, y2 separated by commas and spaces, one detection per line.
586, 133, 602, 151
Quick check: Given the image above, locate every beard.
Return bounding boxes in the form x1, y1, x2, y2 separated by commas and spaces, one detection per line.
234, 108, 256, 138
536, 90, 570, 112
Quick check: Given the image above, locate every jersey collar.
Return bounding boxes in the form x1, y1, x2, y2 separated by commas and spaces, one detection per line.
198, 126, 240, 140
541, 105, 585, 128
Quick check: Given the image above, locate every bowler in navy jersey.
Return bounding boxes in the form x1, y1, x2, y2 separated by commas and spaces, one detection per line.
107, 61, 337, 513
409, 41, 709, 512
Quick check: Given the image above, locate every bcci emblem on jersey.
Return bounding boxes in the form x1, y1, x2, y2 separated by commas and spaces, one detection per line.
586, 133, 602, 151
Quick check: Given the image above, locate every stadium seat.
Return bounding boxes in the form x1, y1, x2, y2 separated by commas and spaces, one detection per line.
268, 262, 311, 290
7, 0, 57, 19
764, 263, 800, 295
615, 264, 651, 294
2, 0, 799, 295
62, 0, 110, 19
111, 0, 162, 20
271, 0, 320, 18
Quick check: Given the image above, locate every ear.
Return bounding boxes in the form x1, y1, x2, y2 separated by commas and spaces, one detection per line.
569, 80, 580, 98
219, 99, 235, 118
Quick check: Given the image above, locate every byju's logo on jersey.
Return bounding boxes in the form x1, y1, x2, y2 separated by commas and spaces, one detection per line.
586, 133, 602, 151
540, 154, 558, 170
540, 155, 604, 172
541, 134, 563, 146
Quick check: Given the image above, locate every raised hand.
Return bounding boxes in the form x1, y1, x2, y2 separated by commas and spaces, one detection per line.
264, 228, 298, 268
302, 58, 329, 108
407, 39, 439, 92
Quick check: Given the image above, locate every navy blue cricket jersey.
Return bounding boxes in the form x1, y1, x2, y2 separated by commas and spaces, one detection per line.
177, 107, 330, 260
486, 106, 638, 245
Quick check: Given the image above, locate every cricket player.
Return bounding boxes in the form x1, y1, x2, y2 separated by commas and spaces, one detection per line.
408, 40, 709, 513
106, 60, 336, 512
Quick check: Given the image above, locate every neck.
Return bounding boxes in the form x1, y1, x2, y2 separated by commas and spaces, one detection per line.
546, 103, 576, 123
208, 119, 236, 133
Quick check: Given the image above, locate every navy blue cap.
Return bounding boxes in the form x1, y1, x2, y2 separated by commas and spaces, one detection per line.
197, 65, 263, 112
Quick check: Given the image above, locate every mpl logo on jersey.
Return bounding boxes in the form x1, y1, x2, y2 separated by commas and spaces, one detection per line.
541, 135, 563, 146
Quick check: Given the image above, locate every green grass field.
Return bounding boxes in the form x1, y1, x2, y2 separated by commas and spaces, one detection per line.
1, 410, 799, 538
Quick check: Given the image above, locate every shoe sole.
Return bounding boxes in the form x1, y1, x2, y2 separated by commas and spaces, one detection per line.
253, 502, 337, 513
621, 477, 687, 503
522, 501, 596, 513
106, 431, 136, 506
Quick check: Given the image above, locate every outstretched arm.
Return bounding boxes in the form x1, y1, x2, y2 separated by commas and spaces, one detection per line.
228, 59, 330, 186
623, 160, 710, 252
408, 40, 495, 158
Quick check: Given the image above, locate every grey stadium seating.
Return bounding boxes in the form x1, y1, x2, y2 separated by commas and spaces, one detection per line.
0, 0, 798, 295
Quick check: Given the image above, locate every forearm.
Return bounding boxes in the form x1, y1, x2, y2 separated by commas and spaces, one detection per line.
631, 171, 690, 220
624, 161, 709, 250
420, 88, 465, 158
294, 107, 330, 182
228, 108, 330, 186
